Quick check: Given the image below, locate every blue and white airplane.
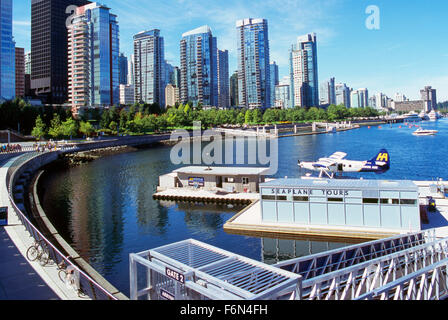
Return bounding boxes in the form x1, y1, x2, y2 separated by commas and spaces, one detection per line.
298, 149, 390, 178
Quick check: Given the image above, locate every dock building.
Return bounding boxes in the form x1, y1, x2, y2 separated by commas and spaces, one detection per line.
158, 166, 270, 193
259, 178, 421, 233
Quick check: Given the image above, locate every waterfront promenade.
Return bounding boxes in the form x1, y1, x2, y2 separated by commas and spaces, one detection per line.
0, 156, 93, 300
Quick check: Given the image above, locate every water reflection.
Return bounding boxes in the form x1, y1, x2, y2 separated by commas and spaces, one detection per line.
261, 238, 355, 265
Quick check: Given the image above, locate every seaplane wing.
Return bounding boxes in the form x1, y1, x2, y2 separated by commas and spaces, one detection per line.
313, 158, 337, 169
328, 152, 347, 161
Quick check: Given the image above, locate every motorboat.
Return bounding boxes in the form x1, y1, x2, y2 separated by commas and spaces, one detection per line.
419, 110, 429, 120
412, 128, 438, 136
428, 110, 443, 121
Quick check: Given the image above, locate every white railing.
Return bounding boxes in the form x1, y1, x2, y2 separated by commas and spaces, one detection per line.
5, 151, 119, 300
356, 257, 448, 300
299, 237, 448, 300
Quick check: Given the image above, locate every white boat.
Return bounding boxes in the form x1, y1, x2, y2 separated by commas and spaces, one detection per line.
419, 111, 429, 120
403, 111, 422, 122
428, 110, 442, 121
412, 128, 438, 136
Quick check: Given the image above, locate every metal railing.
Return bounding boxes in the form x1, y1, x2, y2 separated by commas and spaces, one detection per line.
299, 236, 448, 300
274, 230, 435, 280
356, 257, 448, 300
5, 151, 119, 300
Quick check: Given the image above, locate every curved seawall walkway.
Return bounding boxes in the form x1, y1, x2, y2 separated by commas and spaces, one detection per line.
0, 156, 82, 300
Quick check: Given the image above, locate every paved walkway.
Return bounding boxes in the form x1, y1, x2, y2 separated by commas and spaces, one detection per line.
0, 156, 83, 300
0, 227, 58, 300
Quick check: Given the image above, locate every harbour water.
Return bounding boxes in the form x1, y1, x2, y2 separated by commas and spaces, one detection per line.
39, 119, 448, 296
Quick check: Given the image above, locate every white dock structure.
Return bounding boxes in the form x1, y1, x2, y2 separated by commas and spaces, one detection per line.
213, 127, 278, 137
130, 229, 448, 300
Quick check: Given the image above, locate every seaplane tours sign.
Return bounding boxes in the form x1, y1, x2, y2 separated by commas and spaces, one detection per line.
262, 188, 357, 197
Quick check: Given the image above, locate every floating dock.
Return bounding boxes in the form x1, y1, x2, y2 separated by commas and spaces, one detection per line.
153, 188, 259, 205
224, 180, 448, 240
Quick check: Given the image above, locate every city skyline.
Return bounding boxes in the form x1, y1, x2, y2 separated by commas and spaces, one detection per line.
11, 0, 448, 102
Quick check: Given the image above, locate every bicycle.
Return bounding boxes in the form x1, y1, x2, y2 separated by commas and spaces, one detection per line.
26, 240, 50, 266
57, 261, 89, 299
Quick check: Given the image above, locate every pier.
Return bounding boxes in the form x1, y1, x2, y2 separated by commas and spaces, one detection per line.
223, 180, 448, 240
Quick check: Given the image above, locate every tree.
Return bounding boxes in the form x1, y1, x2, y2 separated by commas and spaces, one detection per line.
48, 114, 63, 139
79, 121, 94, 137
100, 108, 111, 129
109, 121, 118, 132
263, 109, 278, 124
31, 116, 46, 140
245, 110, 252, 124
252, 109, 262, 124
236, 112, 245, 125
60, 118, 78, 138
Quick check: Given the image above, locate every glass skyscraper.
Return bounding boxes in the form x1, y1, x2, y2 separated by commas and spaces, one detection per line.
31, 0, 91, 105
119, 53, 129, 85
68, 3, 119, 114
335, 83, 351, 108
230, 71, 239, 107
180, 25, 218, 107
133, 30, 165, 106
217, 49, 230, 108
236, 18, 270, 109
0, 0, 15, 100
289, 33, 319, 108
269, 62, 279, 108
320, 77, 336, 105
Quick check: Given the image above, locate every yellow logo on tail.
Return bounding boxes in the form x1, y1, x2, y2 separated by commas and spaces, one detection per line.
376, 153, 389, 162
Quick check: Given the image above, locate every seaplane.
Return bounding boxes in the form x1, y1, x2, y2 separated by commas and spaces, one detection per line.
298, 149, 390, 178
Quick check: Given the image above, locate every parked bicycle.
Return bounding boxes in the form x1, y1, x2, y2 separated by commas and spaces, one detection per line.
57, 261, 89, 299
26, 240, 50, 266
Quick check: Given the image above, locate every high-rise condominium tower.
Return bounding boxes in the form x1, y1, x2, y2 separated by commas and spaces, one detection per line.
180, 25, 218, 107
0, 0, 15, 100
335, 83, 351, 108
118, 53, 128, 85
31, 0, 91, 104
269, 62, 279, 108
320, 78, 336, 105
420, 86, 437, 112
217, 49, 230, 108
15, 48, 25, 98
68, 3, 119, 115
133, 30, 165, 106
236, 18, 270, 109
289, 33, 319, 108
230, 71, 239, 107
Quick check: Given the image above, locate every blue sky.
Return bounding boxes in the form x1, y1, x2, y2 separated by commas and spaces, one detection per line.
12, 0, 448, 101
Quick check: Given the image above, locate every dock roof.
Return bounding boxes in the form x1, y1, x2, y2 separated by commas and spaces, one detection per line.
261, 178, 418, 191
173, 166, 270, 176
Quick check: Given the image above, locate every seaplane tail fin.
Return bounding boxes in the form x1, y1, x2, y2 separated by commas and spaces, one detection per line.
371, 149, 390, 169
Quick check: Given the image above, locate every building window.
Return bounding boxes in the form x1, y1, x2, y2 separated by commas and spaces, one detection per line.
276, 196, 287, 201
400, 199, 417, 205
242, 177, 250, 185
224, 177, 235, 183
262, 195, 276, 201
380, 199, 400, 205
363, 198, 379, 204
328, 198, 344, 202
293, 196, 309, 202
